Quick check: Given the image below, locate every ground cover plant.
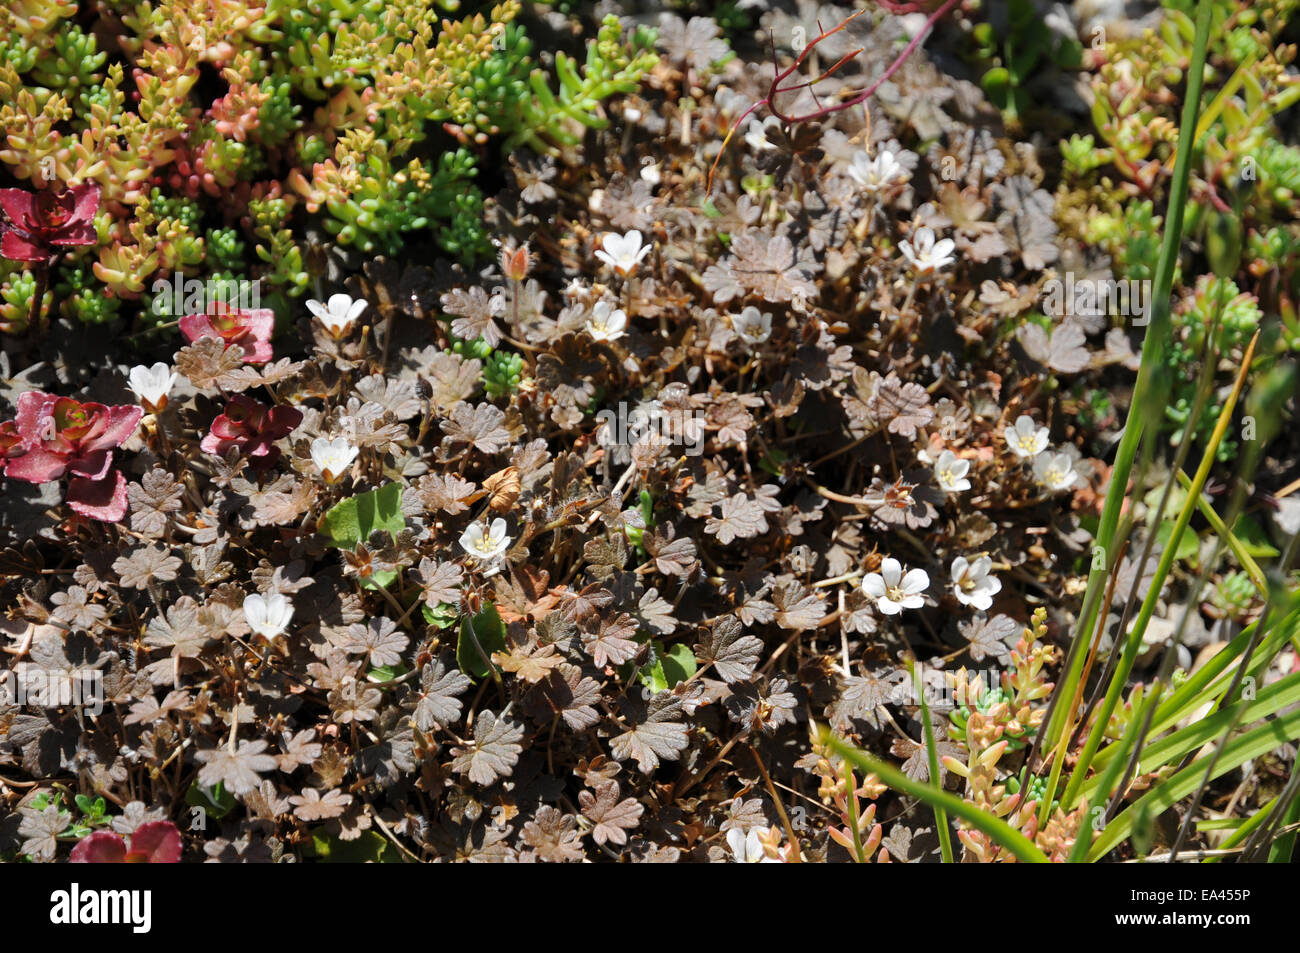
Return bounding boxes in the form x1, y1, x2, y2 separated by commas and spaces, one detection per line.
0, 0, 1298, 865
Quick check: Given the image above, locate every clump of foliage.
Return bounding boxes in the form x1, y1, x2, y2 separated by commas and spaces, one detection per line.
0, 0, 657, 330
0, 0, 1297, 866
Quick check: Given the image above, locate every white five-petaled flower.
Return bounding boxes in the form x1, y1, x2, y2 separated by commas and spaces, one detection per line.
744, 116, 781, 152
306, 293, 368, 339
243, 591, 294, 640
861, 557, 930, 615
586, 300, 628, 342
594, 229, 652, 276
1033, 451, 1080, 492
1004, 415, 1050, 459
950, 555, 1001, 611
899, 226, 956, 276
933, 449, 971, 493
731, 305, 772, 345
726, 826, 777, 863
460, 518, 511, 562
127, 362, 178, 413
847, 148, 908, 193
311, 436, 359, 483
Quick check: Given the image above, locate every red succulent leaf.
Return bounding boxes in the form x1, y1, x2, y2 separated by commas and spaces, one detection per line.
5, 392, 141, 489
65, 448, 113, 481
0, 184, 101, 262
70, 831, 128, 863
180, 308, 275, 364
14, 391, 61, 447
68, 821, 182, 863
67, 470, 130, 522
4, 446, 70, 482
3, 390, 140, 522
201, 395, 301, 465
124, 821, 183, 863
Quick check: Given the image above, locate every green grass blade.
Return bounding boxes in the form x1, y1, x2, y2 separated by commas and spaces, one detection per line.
1088, 704, 1300, 859
913, 662, 954, 862
1043, 0, 1215, 756
1079, 671, 1300, 799
1063, 329, 1258, 809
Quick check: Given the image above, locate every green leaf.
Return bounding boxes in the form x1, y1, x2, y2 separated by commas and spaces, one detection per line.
367, 662, 408, 684
308, 828, 400, 863
184, 780, 237, 821
319, 483, 405, 550
638, 641, 696, 693
422, 602, 460, 630
360, 569, 399, 591
457, 602, 507, 680
1230, 513, 1280, 559
981, 66, 1012, 99
1083, 671, 1300, 794
1155, 519, 1199, 561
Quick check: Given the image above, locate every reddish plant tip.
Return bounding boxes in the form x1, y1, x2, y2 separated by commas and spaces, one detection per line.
1, 391, 141, 522
201, 394, 303, 466
70, 822, 183, 863
179, 308, 276, 364
0, 183, 101, 262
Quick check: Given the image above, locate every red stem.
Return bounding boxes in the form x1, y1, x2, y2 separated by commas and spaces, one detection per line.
705, 0, 961, 195
769, 0, 961, 124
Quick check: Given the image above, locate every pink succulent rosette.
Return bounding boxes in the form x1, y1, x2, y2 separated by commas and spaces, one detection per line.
70, 821, 183, 863
200, 394, 302, 466
0, 184, 101, 262
4, 392, 142, 522
179, 307, 275, 364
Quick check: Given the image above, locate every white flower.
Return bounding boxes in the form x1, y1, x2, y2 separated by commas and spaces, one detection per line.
311, 436, 359, 483
1033, 451, 1080, 492
1004, 415, 1050, 459
950, 556, 1001, 611
731, 305, 772, 345
899, 225, 956, 275
847, 148, 908, 193
306, 293, 368, 339
586, 300, 628, 342
744, 116, 781, 152
243, 591, 294, 640
562, 277, 591, 300
127, 362, 178, 412
933, 449, 971, 493
460, 518, 511, 562
726, 826, 777, 863
594, 229, 652, 276
861, 557, 929, 615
